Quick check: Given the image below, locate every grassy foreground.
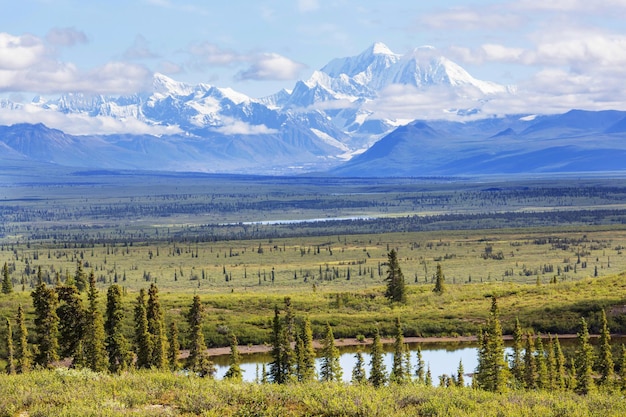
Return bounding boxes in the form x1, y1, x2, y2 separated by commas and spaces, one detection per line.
0, 369, 624, 417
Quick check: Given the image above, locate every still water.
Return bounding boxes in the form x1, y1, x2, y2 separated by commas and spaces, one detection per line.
213, 342, 483, 386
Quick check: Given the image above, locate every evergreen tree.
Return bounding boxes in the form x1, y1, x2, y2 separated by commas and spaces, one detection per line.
15, 305, 30, 373
384, 250, 406, 303
168, 321, 180, 371
319, 322, 342, 382
352, 349, 367, 384
5, 317, 14, 374
294, 332, 305, 381
134, 288, 152, 369
301, 316, 316, 382
475, 297, 508, 392
433, 263, 445, 294
575, 317, 595, 395
425, 365, 433, 386
369, 327, 387, 387
2, 262, 12, 294
510, 318, 524, 385
457, 359, 465, 387
619, 344, 626, 392
390, 317, 406, 383
56, 283, 85, 361
269, 306, 285, 383
186, 295, 214, 377
598, 309, 614, 386
415, 345, 425, 383
83, 271, 108, 372
74, 260, 87, 292
554, 335, 567, 390
535, 334, 548, 389
31, 275, 59, 368
146, 283, 168, 369
523, 333, 537, 390
546, 335, 557, 390
105, 284, 131, 373
224, 333, 243, 381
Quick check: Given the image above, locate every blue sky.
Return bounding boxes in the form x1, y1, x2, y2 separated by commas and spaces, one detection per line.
3, 0, 626, 111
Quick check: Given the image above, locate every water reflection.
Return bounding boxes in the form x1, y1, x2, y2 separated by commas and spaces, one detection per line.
213, 342, 481, 386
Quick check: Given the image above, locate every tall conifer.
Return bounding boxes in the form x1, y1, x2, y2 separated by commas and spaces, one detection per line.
83, 271, 108, 372
2, 262, 12, 294
384, 250, 406, 303
5, 317, 14, 374
105, 284, 131, 373
224, 333, 243, 381
168, 321, 180, 371
186, 295, 214, 377
56, 283, 85, 362
369, 327, 387, 387
390, 317, 406, 383
147, 283, 168, 369
598, 309, 614, 386
31, 272, 59, 368
575, 317, 595, 395
134, 288, 152, 369
319, 322, 342, 382
15, 305, 30, 373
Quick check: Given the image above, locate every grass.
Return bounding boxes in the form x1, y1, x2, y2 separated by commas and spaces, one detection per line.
0, 369, 624, 416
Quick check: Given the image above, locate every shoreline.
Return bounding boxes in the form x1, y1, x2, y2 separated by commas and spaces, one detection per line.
206, 334, 583, 357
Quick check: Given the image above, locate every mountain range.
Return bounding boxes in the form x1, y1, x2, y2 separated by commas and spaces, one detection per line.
0, 43, 624, 177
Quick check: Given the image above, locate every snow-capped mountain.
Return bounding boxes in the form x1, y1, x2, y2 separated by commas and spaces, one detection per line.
0, 43, 526, 175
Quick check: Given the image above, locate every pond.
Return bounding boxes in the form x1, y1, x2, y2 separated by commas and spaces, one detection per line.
212, 341, 482, 386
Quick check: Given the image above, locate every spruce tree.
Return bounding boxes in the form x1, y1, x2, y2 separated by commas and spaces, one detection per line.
457, 359, 465, 387
2, 262, 12, 294
147, 283, 168, 370
301, 316, 316, 382
74, 260, 87, 292
619, 344, 626, 392
319, 322, 342, 382
269, 306, 285, 383
523, 333, 537, 389
546, 335, 557, 390
415, 344, 425, 383
186, 295, 214, 377
554, 335, 566, 390
83, 271, 108, 372
5, 317, 14, 374
425, 365, 433, 386
56, 283, 85, 361
575, 317, 595, 395
224, 333, 243, 381
134, 288, 152, 369
384, 250, 406, 303
294, 332, 305, 381
433, 263, 445, 294
105, 284, 131, 373
31, 274, 59, 368
535, 334, 548, 389
390, 317, 406, 383
475, 297, 508, 392
598, 309, 614, 386
510, 318, 524, 385
352, 349, 367, 384
168, 321, 180, 371
15, 304, 30, 373
369, 327, 387, 387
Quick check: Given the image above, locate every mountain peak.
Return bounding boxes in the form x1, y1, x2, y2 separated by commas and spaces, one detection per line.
369, 42, 395, 56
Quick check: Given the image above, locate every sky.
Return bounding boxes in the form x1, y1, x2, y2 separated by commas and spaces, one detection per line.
2, 0, 626, 124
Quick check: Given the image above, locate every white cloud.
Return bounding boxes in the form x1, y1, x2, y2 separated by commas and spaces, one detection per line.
0, 104, 183, 136
236, 53, 306, 81
188, 43, 306, 81
0, 32, 153, 95
211, 118, 277, 135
